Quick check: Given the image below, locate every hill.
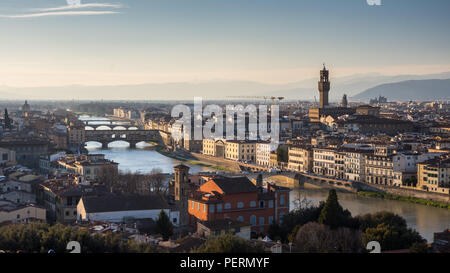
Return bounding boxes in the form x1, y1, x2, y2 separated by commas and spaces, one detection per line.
352, 79, 450, 101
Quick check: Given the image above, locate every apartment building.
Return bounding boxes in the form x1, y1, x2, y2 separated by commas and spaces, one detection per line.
66, 121, 85, 148
56, 154, 118, 181
256, 142, 271, 167
39, 175, 108, 223
417, 156, 450, 195
0, 203, 46, 224
313, 147, 336, 177
287, 145, 313, 173
188, 176, 290, 234
335, 151, 345, 180
225, 140, 256, 162
364, 146, 395, 185
0, 148, 16, 165
202, 139, 226, 158
341, 147, 373, 182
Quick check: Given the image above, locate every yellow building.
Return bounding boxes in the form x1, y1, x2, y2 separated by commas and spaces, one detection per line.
225, 140, 256, 162
287, 146, 313, 172
0, 204, 46, 224
417, 156, 450, 195
56, 154, 118, 181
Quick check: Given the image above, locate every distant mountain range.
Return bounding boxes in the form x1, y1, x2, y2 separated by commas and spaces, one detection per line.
1, 71, 449, 101
352, 79, 450, 101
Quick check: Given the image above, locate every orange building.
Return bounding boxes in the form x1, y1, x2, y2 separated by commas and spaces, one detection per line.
188, 176, 290, 235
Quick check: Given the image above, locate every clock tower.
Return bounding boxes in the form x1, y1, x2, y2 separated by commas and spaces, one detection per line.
318, 64, 330, 108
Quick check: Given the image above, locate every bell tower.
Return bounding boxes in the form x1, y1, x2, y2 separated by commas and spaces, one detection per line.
318, 64, 330, 108
174, 164, 190, 226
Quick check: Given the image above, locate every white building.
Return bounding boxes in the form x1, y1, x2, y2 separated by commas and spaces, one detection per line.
341, 148, 374, 182
77, 194, 180, 226
313, 148, 336, 177
256, 142, 271, 167
392, 152, 443, 173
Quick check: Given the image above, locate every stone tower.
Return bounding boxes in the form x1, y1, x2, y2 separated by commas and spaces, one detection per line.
318, 64, 330, 108
341, 94, 348, 108
174, 164, 190, 226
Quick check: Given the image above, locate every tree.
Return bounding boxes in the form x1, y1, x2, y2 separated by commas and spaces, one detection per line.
268, 221, 282, 241
294, 222, 363, 253
155, 210, 174, 240
408, 242, 430, 253
279, 201, 324, 243
98, 165, 119, 190
0, 222, 161, 253
358, 211, 426, 251
318, 189, 352, 229
148, 168, 167, 195
192, 234, 266, 253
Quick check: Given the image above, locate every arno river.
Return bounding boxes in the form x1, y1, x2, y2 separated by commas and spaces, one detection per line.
82, 116, 450, 242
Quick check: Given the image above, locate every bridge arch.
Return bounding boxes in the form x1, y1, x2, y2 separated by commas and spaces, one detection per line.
112, 126, 128, 130
94, 125, 113, 130
85, 141, 103, 149
107, 140, 131, 148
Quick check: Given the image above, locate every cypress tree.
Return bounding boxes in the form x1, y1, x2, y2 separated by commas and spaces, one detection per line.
155, 210, 174, 240
318, 189, 345, 229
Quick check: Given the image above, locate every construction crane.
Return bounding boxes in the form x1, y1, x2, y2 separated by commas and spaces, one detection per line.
227, 96, 284, 105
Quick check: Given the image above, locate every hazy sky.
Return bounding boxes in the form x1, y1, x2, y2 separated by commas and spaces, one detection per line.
0, 0, 449, 87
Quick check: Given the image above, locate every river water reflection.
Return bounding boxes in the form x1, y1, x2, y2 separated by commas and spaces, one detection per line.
290, 186, 450, 242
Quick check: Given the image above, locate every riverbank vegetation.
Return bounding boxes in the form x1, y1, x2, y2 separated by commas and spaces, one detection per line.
268, 189, 428, 252
192, 233, 266, 253
357, 191, 450, 209
0, 222, 163, 253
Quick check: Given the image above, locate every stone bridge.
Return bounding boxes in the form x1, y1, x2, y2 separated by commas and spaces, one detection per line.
246, 172, 302, 188
85, 129, 162, 148
83, 120, 141, 130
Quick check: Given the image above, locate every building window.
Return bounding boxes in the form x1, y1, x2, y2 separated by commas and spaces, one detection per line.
203, 204, 206, 212
259, 201, 265, 208
237, 202, 244, 208
259, 217, 265, 225
225, 203, 231, 209
191, 201, 194, 209
250, 215, 256, 226
280, 195, 285, 205
250, 201, 256, 207
197, 202, 200, 211
237, 216, 244, 222
268, 216, 274, 224
217, 204, 223, 212
209, 204, 215, 213
269, 200, 274, 208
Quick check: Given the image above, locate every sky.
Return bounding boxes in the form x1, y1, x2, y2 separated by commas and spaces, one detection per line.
0, 0, 449, 87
